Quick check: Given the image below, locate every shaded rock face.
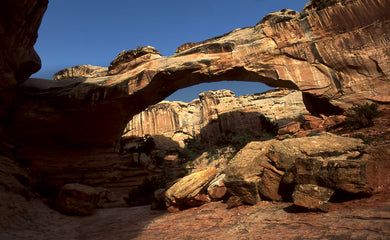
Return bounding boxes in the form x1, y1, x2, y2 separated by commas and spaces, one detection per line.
0, 0, 48, 218
6, 0, 390, 150
123, 89, 309, 149
0, 0, 47, 89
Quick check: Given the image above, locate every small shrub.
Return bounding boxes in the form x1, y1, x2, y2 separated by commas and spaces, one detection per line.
230, 134, 257, 151
352, 134, 372, 145
179, 138, 205, 162
308, 131, 320, 137
260, 115, 279, 136
345, 103, 380, 129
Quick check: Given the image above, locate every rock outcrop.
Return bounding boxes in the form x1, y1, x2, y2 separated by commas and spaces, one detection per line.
123, 89, 309, 149
0, 0, 48, 221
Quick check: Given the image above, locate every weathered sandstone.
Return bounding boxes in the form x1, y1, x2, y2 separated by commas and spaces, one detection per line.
164, 167, 218, 209
52, 65, 108, 80
0, 0, 389, 216
123, 89, 308, 149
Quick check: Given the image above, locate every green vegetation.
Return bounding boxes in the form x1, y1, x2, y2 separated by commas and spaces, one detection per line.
351, 133, 372, 145
345, 103, 380, 129
178, 138, 205, 162
179, 115, 279, 164
124, 175, 168, 206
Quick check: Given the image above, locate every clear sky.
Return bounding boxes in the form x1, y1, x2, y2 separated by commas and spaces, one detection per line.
32, 0, 309, 102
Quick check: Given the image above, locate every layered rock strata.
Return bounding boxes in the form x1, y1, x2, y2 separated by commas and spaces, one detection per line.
123, 89, 309, 149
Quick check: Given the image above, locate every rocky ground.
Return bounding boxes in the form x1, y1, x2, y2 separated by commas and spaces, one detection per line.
1, 106, 389, 240
1, 192, 389, 239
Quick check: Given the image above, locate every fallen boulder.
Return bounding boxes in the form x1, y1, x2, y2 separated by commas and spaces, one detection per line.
164, 167, 218, 209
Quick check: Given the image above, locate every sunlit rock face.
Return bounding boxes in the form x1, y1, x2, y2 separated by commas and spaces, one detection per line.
123, 89, 309, 149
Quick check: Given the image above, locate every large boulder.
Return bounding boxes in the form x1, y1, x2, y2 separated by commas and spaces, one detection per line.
164, 168, 218, 209
224, 133, 367, 204
55, 183, 100, 215
287, 155, 370, 194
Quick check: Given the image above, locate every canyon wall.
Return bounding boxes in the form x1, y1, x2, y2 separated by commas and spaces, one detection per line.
123, 89, 309, 149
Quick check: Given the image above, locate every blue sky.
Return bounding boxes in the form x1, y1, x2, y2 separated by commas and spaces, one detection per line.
32, 0, 308, 102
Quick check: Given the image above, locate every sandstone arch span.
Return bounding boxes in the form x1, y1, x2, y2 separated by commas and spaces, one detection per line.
3, 0, 390, 148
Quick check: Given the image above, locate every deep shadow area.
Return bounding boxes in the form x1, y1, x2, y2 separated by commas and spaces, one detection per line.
302, 92, 344, 116
283, 204, 317, 213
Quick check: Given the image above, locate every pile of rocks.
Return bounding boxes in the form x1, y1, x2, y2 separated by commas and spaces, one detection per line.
278, 114, 346, 138
159, 133, 372, 212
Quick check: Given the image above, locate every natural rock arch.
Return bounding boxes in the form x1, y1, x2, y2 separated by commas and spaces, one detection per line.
2, 0, 390, 148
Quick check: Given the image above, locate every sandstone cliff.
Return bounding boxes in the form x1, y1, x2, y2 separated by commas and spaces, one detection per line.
123, 89, 309, 149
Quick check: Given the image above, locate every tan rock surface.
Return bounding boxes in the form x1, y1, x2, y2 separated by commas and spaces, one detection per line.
164, 167, 218, 209
53, 65, 108, 80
